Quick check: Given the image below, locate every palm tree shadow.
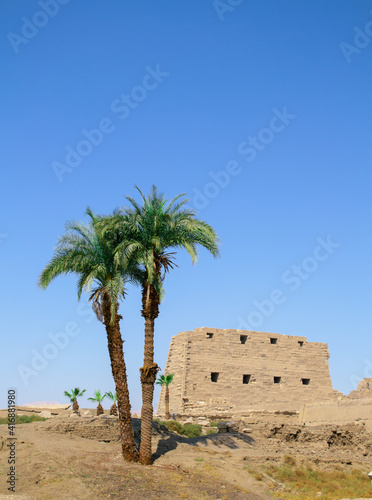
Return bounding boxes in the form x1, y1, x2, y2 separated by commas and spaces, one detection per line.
153, 430, 256, 460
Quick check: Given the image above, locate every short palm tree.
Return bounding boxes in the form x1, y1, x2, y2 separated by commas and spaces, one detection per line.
39, 210, 141, 462
88, 390, 106, 416
64, 388, 86, 413
156, 374, 174, 420
105, 186, 220, 464
105, 391, 118, 416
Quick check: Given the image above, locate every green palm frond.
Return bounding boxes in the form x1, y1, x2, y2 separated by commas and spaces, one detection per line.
114, 186, 220, 295
64, 387, 86, 402
88, 389, 106, 404
105, 391, 117, 403
39, 211, 143, 325
156, 374, 174, 387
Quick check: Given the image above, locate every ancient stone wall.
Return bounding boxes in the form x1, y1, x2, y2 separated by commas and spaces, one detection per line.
300, 397, 372, 432
348, 377, 372, 399
157, 327, 340, 417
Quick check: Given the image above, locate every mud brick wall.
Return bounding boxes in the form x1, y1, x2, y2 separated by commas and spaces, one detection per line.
157, 328, 340, 417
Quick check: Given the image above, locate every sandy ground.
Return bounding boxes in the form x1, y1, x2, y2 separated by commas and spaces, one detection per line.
1, 414, 371, 499
0, 420, 268, 500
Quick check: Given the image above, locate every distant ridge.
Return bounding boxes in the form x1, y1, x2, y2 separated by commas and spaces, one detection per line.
23, 401, 62, 406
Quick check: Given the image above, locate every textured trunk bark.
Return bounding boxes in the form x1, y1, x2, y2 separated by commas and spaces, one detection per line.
139, 282, 160, 465
72, 400, 79, 413
165, 386, 170, 420
110, 403, 118, 416
103, 299, 138, 462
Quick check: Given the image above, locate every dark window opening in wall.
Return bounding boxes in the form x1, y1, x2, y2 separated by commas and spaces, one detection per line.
243, 374, 251, 384
270, 338, 278, 344
298, 341, 304, 346
302, 378, 310, 385
274, 376, 281, 384
211, 372, 219, 382
206, 332, 214, 339
240, 335, 248, 344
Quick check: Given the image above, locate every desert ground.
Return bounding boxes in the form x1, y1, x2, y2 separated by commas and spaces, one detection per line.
1, 408, 372, 499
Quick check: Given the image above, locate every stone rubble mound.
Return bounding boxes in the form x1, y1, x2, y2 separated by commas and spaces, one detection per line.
41, 416, 170, 446
39, 415, 371, 456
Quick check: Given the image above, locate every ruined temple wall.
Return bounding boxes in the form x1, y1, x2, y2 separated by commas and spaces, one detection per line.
157, 328, 339, 417
157, 331, 190, 416
300, 398, 372, 432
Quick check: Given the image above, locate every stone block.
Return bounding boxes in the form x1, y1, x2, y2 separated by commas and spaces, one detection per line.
39, 410, 52, 418
217, 422, 228, 433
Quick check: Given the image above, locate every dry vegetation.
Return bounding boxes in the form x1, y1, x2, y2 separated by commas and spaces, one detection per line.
246, 457, 372, 500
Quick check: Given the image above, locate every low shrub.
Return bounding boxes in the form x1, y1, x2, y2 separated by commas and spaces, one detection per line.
0, 415, 48, 425
206, 428, 218, 435
283, 454, 296, 466
209, 420, 227, 427
182, 424, 203, 438
154, 419, 202, 438
253, 471, 264, 481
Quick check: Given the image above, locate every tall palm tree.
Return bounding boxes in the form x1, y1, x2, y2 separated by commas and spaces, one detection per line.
39, 210, 141, 462
88, 389, 106, 416
156, 374, 174, 420
105, 391, 118, 416
64, 387, 86, 413
106, 186, 220, 464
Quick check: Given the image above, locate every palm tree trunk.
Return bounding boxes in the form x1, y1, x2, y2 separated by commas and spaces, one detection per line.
72, 400, 79, 413
139, 283, 160, 465
103, 299, 138, 462
165, 386, 170, 420
110, 402, 118, 416
97, 403, 104, 416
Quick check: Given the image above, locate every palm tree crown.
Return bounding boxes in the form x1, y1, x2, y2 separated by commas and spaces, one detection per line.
108, 185, 220, 295
64, 388, 86, 402
156, 374, 174, 387
38, 209, 142, 323
88, 389, 106, 404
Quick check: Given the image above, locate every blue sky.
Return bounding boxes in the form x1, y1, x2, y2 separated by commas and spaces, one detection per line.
1, 1, 371, 411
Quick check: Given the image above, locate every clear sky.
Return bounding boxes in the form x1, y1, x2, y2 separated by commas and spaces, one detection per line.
1, 1, 371, 411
